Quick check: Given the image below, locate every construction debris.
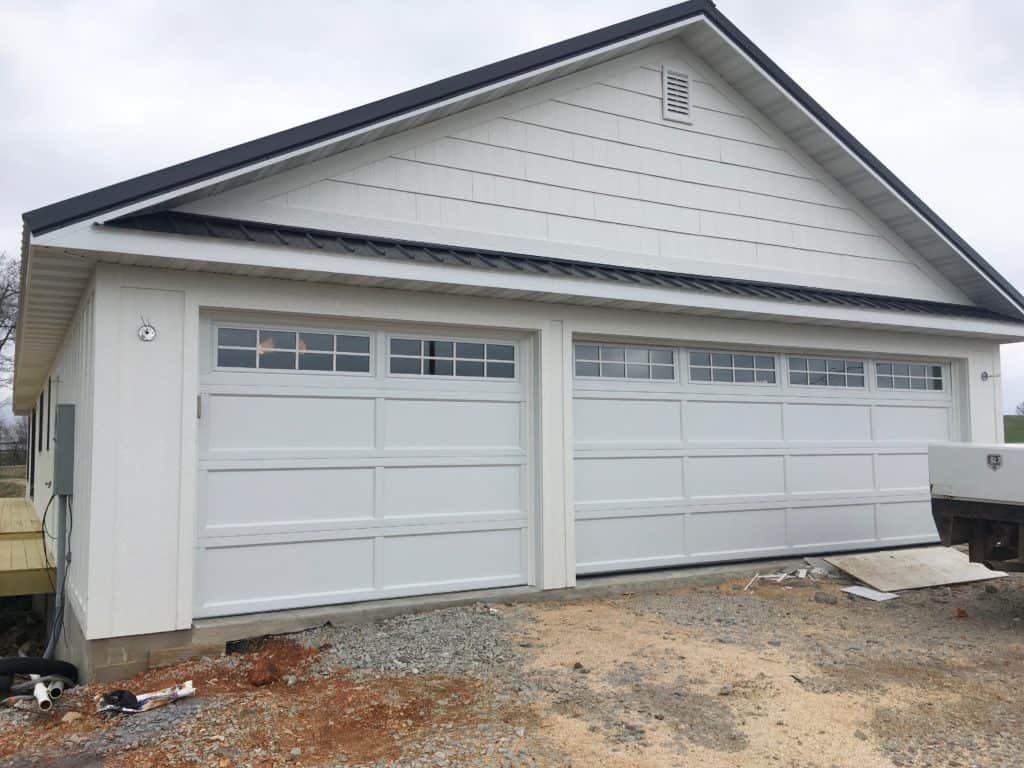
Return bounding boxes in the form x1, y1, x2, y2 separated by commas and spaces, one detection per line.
842, 585, 899, 602
803, 557, 844, 578
96, 681, 195, 714
743, 565, 834, 591
825, 547, 1005, 592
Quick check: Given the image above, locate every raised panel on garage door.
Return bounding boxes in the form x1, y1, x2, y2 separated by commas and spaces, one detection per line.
573, 343, 954, 575
195, 320, 532, 617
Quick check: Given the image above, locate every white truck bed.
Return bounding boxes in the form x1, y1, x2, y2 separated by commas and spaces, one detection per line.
929, 443, 1024, 506
929, 443, 1024, 568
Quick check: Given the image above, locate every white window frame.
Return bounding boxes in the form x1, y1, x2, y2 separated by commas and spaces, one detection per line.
788, 356, 867, 389
875, 360, 946, 392
687, 349, 777, 386
574, 343, 676, 382
386, 334, 518, 381
213, 322, 373, 377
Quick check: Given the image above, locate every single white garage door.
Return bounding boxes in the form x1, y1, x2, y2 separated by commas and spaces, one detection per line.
195, 318, 531, 618
573, 342, 955, 575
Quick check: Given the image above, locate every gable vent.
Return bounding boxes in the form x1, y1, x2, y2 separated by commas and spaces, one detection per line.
662, 66, 692, 124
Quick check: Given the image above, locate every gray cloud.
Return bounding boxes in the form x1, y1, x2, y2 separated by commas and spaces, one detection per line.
2, 0, 1021, 409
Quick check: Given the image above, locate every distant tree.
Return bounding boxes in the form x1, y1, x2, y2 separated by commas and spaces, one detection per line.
1017, 401, 1024, 416
0, 253, 18, 388
0, 417, 28, 465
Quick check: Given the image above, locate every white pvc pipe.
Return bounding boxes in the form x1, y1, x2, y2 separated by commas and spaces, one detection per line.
33, 682, 52, 711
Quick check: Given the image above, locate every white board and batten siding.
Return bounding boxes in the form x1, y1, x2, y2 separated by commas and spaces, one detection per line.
28, 291, 96, 626
195, 316, 532, 618
190, 42, 965, 306
573, 341, 955, 574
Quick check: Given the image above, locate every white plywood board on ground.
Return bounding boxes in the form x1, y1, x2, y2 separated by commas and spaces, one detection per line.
826, 547, 1005, 592
842, 585, 898, 602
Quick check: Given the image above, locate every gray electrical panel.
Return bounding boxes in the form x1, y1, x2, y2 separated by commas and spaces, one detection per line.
53, 404, 75, 496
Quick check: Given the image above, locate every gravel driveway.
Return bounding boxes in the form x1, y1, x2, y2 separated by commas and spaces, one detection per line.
2, 562, 1022, 767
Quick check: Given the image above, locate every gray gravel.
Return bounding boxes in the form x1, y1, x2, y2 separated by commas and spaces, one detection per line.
627, 576, 1024, 768
6, 570, 1024, 767
304, 603, 520, 679
302, 603, 566, 768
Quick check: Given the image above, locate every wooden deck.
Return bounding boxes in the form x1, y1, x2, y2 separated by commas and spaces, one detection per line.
0, 497, 54, 597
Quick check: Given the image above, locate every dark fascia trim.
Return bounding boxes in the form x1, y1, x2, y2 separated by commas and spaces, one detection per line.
701, 6, 1024, 313
105, 210, 1024, 324
21, 0, 711, 236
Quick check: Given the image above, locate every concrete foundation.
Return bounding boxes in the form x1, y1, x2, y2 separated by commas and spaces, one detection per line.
61, 557, 800, 683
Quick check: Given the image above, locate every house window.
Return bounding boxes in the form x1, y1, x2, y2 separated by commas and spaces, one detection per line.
28, 408, 35, 500
877, 362, 944, 391
389, 338, 515, 379
789, 357, 865, 388
216, 327, 371, 373
574, 344, 675, 380
689, 351, 776, 383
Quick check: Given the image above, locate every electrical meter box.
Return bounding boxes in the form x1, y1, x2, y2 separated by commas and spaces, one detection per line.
53, 404, 75, 496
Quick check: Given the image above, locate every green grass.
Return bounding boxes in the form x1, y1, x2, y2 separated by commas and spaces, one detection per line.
1006, 415, 1024, 443
0, 466, 26, 498
0, 480, 24, 497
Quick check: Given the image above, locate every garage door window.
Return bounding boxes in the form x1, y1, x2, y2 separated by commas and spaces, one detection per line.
689, 351, 775, 383
789, 357, 865, 388
389, 338, 515, 378
216, 327, 371, 373
575, 345, 675, 380
877, 362, 944, 391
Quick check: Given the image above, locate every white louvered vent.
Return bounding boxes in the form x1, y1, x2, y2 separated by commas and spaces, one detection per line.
662, 66, 692, 124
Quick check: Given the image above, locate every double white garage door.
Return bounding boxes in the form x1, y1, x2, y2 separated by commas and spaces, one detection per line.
195, 319, 531, 618
195, 317, 953, 617
574, 342, 953, 573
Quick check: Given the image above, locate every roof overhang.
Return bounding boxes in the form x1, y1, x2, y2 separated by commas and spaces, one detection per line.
15, 0, 1024, 409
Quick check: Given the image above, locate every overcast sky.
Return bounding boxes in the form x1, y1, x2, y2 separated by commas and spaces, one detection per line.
1, 0, 1022, 411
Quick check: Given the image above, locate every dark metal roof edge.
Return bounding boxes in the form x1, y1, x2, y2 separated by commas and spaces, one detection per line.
701, 5, 1024, 314
22, 0, 711, 236
104, 211, 1024, 325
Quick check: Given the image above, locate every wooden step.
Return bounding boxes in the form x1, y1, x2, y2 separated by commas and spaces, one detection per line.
0, 537, 54, 596
0, 497, 42, 542
0, 497, 54, 596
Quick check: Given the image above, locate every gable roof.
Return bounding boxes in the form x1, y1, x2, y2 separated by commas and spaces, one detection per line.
22, 0, 713, 237
110, 210, 1022, 323
18, 1, 1024, 318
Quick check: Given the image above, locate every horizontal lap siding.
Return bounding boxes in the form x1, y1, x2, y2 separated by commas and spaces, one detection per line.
573, 350, 955, 574
261, 55, 957, 302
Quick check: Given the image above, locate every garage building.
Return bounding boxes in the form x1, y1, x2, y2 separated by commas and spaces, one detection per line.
15, 0, 1024, 678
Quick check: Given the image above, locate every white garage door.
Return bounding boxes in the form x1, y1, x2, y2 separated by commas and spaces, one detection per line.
573, 342, 955, 575
195, 319, 531, 618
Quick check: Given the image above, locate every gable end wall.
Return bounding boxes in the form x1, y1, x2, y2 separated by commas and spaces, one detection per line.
182, 40, 967, 306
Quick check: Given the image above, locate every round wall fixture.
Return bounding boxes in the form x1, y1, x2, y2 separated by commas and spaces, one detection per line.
138, 323, 157, 342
